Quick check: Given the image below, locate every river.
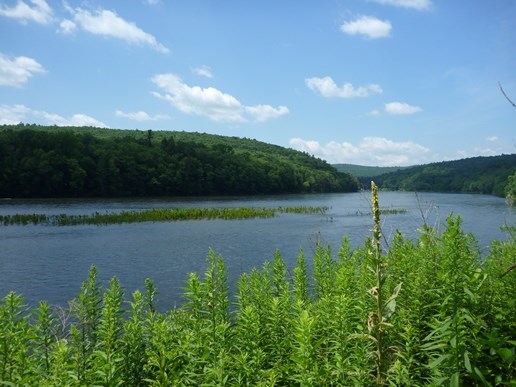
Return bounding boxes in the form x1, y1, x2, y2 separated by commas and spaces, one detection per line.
0, 192, 513, 311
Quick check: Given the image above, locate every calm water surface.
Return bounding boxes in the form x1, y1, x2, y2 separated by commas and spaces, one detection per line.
0, 192, 512, 311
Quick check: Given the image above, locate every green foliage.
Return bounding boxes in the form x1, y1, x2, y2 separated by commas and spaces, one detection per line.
0, 191, 515, 385
0, 206, 330, 226
505, 171, 516, 206
0, 125, 358, 198
372, 154, 516, 197
0, 292, 32, 384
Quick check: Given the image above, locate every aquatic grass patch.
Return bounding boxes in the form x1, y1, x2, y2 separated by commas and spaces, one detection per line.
380, 207, 407, 215
277, 205, 330, 215
352, 207, 408, 217
0, 213, 48, 225
0, 206, 329, 226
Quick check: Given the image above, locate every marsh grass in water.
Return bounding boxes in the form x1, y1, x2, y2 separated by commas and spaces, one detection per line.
0, 187, 514, 385
353, 207, 408, 217
0, 205, 330, 226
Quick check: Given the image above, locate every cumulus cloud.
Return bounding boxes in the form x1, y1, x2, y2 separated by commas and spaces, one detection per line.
193, 65, 213, 78
0, 0, 53, 24
0, 104, 31, 124
385, 102, 422, 115
41, 112, 108, 127
0, 104, 107, 127
289, 136, 430, 166
473, 147, 498, 156
0, 54, 45, 87
244, 104, 290, 122
371, 0, 432, 10
62, 6, 169, 53
485, 136, 498, 142
115, 110, 170, 121
341, 16, 391, 39
151, 73, 289, 123
59, 19, 76, 34
305, 76, 382, 98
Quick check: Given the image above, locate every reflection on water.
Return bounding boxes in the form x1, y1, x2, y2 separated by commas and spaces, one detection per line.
0, 192, 512, 311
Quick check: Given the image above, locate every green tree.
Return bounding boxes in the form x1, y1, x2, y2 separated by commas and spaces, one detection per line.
505, 171, 516, 206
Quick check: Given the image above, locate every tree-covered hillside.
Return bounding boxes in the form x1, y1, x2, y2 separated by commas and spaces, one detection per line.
371, 154, 516, 197
0, 124, 358, 198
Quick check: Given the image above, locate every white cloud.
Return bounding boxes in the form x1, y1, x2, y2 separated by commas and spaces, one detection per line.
341, 16, 391, 39
59, 19, 76, 34
193, 65, 213, 78
385, 102, 422, 115
485, 136, 498, 142
115, 110, 170, 121
245, 104, 290, 122
63, 7, 169, 53
151, 73, 289, 123
0, 104, 31, 124
371, 0, 432, 10
474, 147, 497, 156
0, 104, 107, 127
0, 0, 53, 24
305, 76, 382, 98
0, 54, 45, 87
40, 112, 108, 127
289, 136, 430, 166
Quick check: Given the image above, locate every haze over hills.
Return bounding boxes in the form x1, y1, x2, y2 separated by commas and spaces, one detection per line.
333, 164, 408, 178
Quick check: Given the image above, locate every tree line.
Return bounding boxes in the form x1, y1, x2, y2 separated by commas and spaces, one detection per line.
368, 154, 516, 198
0, 127, 358, 198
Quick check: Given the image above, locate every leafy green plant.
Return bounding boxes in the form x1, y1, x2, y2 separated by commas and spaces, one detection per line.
0, 292, 32, 384
91, 276, 125, 386
68, 264, 102, 384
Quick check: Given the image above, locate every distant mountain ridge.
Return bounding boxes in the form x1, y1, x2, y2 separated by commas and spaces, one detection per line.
342, 154, 516, 197
333, 163, 408, 178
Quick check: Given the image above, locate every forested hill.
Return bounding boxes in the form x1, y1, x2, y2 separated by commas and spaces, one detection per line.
370, 154, 516, 197
0, 124, 358, 198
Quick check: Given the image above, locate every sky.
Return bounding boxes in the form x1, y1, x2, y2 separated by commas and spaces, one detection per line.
0, 0, 515, 166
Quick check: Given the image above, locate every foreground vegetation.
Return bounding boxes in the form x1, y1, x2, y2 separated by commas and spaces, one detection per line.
1, 186, 515, 386
0, 125, 358, 198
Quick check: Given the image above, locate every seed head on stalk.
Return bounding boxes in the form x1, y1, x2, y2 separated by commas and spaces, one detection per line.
371, 181, 381, 254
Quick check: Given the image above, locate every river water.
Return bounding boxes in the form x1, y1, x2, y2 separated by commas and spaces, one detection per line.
0, 192, 513, 311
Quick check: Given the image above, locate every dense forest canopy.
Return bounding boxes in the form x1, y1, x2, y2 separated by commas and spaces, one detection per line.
364, 154, 516, 198
0, 124, 358, 198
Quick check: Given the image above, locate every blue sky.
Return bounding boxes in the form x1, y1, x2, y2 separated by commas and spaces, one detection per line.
1, 0, 515, 166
